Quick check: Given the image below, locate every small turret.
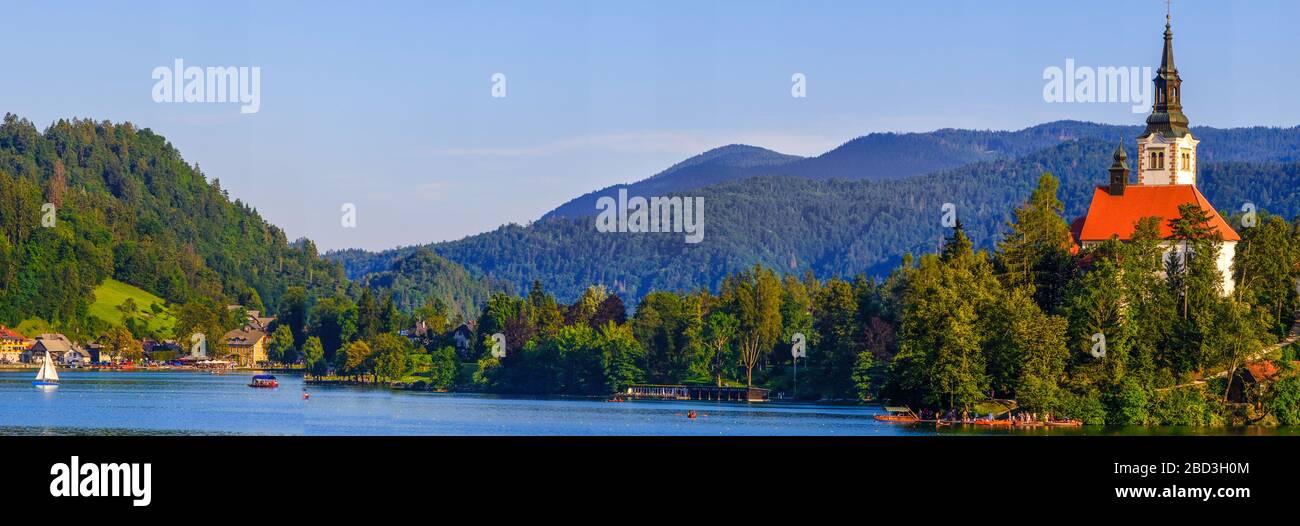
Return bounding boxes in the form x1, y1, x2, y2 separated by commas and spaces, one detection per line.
1109, 144, 1130, 195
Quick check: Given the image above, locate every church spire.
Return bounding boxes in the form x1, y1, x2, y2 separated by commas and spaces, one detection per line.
1142, 8, 1191, 138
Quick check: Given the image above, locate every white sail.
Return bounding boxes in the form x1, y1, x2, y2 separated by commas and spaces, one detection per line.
35, 351, 59, 382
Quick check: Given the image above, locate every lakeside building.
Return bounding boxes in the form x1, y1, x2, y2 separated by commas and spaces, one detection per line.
222, 326, 268, 366
0, 326, 34, 364
453, 322, 476, 360
23, 334, 90, 366
1071, 14, 1238, 294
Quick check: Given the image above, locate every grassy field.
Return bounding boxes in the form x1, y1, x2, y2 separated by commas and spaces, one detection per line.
13, 318, 53, 336
88, 278, 176, 337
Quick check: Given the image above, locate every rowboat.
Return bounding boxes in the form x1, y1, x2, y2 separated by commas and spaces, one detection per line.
1045, 419, 1083, 427
875, 406, 920, 423
972, 418, 1012, 426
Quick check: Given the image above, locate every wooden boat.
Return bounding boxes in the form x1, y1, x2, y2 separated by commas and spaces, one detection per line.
248, 374, 279, 388
972, 418, 1012, 426
875, 406, 920, 423
32, 351, 59, 387
1045, 419, 1083, 427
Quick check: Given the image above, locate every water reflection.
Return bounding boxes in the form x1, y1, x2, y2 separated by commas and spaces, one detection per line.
1, 371, 1295, 436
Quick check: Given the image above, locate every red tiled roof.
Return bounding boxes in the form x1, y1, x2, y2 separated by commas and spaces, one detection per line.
1076, 185, 1240, 242
0, 326, 28, 340
1243, 361, 1280, 383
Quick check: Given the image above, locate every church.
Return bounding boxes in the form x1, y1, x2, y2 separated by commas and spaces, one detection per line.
1071, 14, 1239, 294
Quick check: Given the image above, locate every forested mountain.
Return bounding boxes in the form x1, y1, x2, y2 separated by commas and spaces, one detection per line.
0, 114, 352, 337
334, 122, 1300, 305
357, 248, 493, 321
542, 120, 1300, 221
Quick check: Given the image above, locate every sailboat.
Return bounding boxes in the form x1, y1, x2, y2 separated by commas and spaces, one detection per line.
33, 350, 60, 387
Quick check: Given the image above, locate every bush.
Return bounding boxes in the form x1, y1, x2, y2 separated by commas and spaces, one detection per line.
1056, 390, 1107, 425
1149, 386, 1216, 426
1105, 379, 1150, 425
1267, 376, 1300, 425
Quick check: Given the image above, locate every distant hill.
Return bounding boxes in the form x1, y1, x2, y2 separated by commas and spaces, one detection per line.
544, 144, 801, 219
356, 248, 494, 321
543, 120, 1300, 219
333, 121, 1300, 304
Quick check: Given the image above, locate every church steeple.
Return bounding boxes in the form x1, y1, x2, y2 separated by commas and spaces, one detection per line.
1141, 12, 1191, 138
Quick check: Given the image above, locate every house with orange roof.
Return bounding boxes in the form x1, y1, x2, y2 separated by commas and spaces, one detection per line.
0, 326, 34, 364
1071, 14, 1238, 295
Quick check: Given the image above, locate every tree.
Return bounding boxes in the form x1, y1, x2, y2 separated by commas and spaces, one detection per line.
722, 265, 782, 387
175, 299, 228, 358
267, 325, 295, 364
1064, 252, 1130, 386
997, 173, 1074, 312
279, 287, 309, 349
302, 336, 327, 376
888, 225, 997, 409
355, 287, 381, 342
1234, 213, 1298, 337
632, 291, 702, 384
850, 350, 874, 401
1207, 300, 1266, 402
524, 280, 565, 337
1002, 290, 1069, 412
812, 278, 861, 398
116, 298, 139, 324
428, 346, 458, 390
372, 333, 411, 382
599, 322, 645, 393
310, 295, 357, 362
701, 310, 738, 386
101, 326, 143, 362
336, 340, 374, 380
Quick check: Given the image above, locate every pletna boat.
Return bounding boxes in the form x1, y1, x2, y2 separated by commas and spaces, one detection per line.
874, 406, 920, 423
249, 374, 279, 388
33, 350, 59, 387
972, 418, 1013, 426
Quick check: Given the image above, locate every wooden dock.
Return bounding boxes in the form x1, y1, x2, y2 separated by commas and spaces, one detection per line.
623, 384, 770, 402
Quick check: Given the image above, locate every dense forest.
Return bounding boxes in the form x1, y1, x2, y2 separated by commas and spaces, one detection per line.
0, 114, 355, 340
293, 173, 1300, 426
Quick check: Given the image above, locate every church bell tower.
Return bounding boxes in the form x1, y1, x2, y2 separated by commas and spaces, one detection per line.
1136, 12, 1199, 186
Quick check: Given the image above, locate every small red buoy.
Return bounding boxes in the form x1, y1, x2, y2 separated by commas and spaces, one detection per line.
303, 392, 310, 400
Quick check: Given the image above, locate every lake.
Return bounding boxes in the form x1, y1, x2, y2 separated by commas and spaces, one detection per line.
0, 371, 1293, 436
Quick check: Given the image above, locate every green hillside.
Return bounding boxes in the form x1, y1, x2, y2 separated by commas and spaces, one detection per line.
88, 278, 176, 338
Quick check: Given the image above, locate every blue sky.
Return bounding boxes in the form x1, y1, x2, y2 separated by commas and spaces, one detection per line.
3, 0, 1297, 251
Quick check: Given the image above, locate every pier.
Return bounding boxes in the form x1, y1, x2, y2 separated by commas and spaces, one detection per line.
624, 384, 769, 402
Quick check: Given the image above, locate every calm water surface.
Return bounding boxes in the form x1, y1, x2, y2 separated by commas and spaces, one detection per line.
0, 371, 1293, 436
